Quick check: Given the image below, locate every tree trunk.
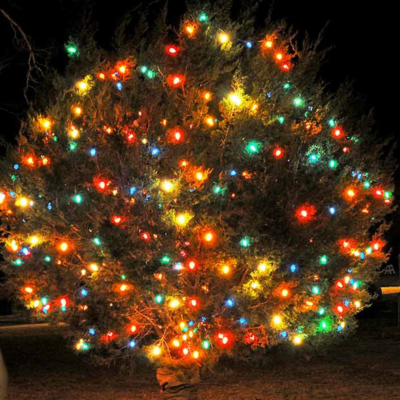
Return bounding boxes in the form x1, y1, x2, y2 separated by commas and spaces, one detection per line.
156, 366, 200, 400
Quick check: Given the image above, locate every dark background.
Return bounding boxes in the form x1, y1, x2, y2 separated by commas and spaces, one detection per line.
1, 0, 399, 287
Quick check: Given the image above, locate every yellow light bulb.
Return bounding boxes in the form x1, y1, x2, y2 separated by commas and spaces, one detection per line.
30, 236, 40, 246
69, 126, 80, 139
354, 301, 361, 308
77, 81, 88, 90
293, 335, 302, 345
10, 240, 19, 252
228, 92, 242, 106
205, 117, 215, 127
17, 197, 29, 208
73, 106, 82, 116
195, 172, 204, 181
250, 281, 260, 289
204, 232, 214, 242
273, 315, 282, 325
161, 180, 174, 192
265, 40, 273, 48
251, 103, 259, 112
203, 91, 212, 101
193, 351, 200, 359
221, 265, 230, 275
172, 339, 180, 348
218, 33, 229, 44
169, 299, 180, 308
59, 242, 69, 252
90, 263, 99, 272
153, 346, 162, 356
281, 289, 289, 297
258, 263, 267, 272
176, 214, 188, 226
33, 300, 40, 308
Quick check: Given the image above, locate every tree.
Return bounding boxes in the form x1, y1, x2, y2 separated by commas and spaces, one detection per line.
0, 3, 395, 399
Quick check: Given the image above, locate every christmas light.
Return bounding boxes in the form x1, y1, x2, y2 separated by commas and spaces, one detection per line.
161, 180, 174, 192
312, 286, 320, 295
245, 141, 261, 154
273, 315, 282, 325
264, 40, 273, 48
332, 127, 344, 139
273, 148, 284, 158
218, 33, 230, 44
199, 12, 207, 22
73, 194, 82, 204
184, 22, 198, 37
329, 160, 338, 169
204, 232, 214, 242
169, 299, 180, 308
166, 45, 179, 56
240, 237, 250, 247
319, 255, 328, 265
168, 74, 185, 87
59, 242, 69, 252
293, 335, 302, 345
155, 294, 164, 304
221, 265, 231, 274
228, 93, 242, 106
152, 346, 162, 356
293, 97, 304, 107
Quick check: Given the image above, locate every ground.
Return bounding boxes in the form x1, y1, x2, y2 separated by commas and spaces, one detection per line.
1, 323, 400, 400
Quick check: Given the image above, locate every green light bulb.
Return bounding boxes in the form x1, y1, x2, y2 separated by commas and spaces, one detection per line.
319, 255, 328, 265
278, 116, 285, 124
240, 237, 250, 248
283, 83, 290, 89
199, 13, 208, 22
93, 237, 101, 246
328, 160, 338, 169
328, 118, 336, 127
73, 194, 82, 204
69, 141, 77, 151
293, 97, 304, 107
363, 181, 370, 189
246, 141, 261, 154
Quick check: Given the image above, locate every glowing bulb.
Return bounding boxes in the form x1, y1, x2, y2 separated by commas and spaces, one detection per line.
77, 81, 88, 91
251, 281, 260, 289
73, 106, 82, 116
355, 301, 361, 308
73, 194, 82, 204
258, 263, 267, 272
69, 125, 80, 139
172, 339, 180, 348
273, 148, 283, 158
246, 141, 261, 154
205, 116, 215, 127
281, 289, 289, 297
329, 159, 338, 169
265, 40, 273, 48
30, 236, 39, 246
218, 33, 229, 44
40, 118, 52, 130
293, 335, 302, 345
273, 315, 282, 325
203, 91, 212, 101
166, 45, 179, 55
155, 294, 164, 304
276, 53, 283, 60
152, 346, 162, 356
119, 65, 127, 74
195, 172, 204, 181
346, 189, 356, 198
24, 287, 33, 294
90, 263, 99, 272
169, 299, 180, 308
161, 180, 174, 192
319, 255, 328, 265
221, 265, 230, 275
204, 232, 214, 242
59, 242, 69, 252
193, 351, 200, 359
228, 92, 242, 106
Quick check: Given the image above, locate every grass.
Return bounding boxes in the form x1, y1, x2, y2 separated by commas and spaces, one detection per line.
2, 324, 400, 399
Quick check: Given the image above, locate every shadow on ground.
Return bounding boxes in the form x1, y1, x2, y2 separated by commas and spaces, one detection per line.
1, 322, 400, 400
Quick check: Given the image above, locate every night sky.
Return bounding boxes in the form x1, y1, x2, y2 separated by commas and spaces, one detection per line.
1, 0, 399, 264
